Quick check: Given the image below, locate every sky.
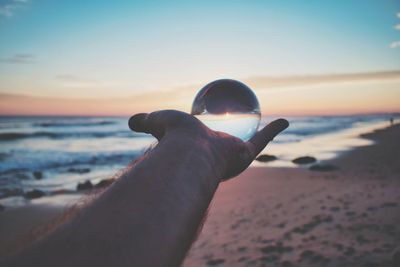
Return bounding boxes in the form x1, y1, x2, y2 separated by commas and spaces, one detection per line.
0, 0, 400, 115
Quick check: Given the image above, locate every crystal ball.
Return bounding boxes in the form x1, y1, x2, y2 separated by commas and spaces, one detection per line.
191, 79, 261, 141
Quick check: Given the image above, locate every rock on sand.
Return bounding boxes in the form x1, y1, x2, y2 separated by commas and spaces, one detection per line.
292, 156, 317, 164
256, 154, 277, 162
76, 180, 93, 191
24, 189, 45, 199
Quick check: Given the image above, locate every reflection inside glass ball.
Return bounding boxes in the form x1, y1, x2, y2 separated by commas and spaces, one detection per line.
191, 79, 261, 141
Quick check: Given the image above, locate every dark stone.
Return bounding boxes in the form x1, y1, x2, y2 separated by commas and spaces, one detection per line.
206, 258, 225, 266
277, 222, 286, 228
292, 156, 316, 164
33, 171, 43, 179
256, 154, 277, 162
291, 215, 333, 235
0, 204, 5, 211
300, 250, 315, 259
77, 180, 93, 191
95, 178, 116, 188
24, 189, 45, 199
309, 164, 338, 172
260, 244, 293, 254
261, 245, 279, 254
68, 167, 91, 174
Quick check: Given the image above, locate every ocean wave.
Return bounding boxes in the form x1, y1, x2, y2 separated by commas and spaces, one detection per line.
0, 150, 141, 174
283, 126, 346, 136
282, 119, 359, 136
0, 132, 58, 141
34, 120, 116, 127
0, 131, 134, 141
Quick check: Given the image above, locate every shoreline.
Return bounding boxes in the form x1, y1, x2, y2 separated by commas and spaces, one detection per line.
0, 120, 393, 207
254, 119, 394, 168
1, 124, 399, 265
0, 115, 396, 205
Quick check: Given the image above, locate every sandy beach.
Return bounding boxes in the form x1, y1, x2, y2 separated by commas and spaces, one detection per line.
1, 124, 399, 266
183, 124, 400, 267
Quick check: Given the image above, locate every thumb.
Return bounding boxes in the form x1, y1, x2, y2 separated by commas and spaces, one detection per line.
128, 112, 166, 140
246, 118, 289, 157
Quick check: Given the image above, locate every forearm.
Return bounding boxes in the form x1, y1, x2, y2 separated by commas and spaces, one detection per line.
103, 134, 223, 266
7, 135, 222, 267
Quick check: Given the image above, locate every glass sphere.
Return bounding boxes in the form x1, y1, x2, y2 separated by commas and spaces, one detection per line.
191, 79, 261, 141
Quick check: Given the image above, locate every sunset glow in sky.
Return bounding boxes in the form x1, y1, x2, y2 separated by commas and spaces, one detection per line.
1, 0, 400, 115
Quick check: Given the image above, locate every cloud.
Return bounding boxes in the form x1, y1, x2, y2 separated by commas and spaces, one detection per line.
390, 41, 400, 49
0, 53, 35, 64
55, 74, 100, 88
55, 74, 84, 81
389, 13, 400, 47
0, 0, 29, 17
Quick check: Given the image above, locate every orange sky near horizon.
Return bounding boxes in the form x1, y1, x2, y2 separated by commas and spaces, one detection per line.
1, 73, 400, 116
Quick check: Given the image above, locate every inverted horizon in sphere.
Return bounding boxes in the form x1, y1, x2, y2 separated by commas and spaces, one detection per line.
191, 79, 261, 140
195, 113, 261, 141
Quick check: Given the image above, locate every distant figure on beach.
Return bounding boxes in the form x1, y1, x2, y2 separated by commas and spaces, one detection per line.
390, 117, 394, 126
2, 110, 288, 267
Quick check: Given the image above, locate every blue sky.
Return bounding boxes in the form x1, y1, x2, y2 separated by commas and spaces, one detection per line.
0, 0, 399, 98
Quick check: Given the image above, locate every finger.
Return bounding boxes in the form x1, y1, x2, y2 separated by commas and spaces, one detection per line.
128, 112, 166, 140
246, 118, 289, 157
128, 113, 148, 132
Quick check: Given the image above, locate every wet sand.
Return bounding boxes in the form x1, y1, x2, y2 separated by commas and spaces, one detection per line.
1, 124, 399, 266
183, 124, 400, 267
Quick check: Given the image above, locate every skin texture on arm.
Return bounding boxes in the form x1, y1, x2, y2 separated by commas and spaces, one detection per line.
3, 110, 288, 267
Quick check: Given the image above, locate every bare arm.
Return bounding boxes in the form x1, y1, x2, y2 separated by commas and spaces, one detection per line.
4, 110, 288, 267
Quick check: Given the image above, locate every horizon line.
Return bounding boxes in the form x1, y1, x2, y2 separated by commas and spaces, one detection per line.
1, 111, 399, 118
1, 69, 399, 100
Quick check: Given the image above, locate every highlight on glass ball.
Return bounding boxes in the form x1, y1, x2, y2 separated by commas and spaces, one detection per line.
191, 79, 261, 141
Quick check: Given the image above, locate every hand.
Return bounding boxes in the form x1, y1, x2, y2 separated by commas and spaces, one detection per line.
129, 110, 288, 180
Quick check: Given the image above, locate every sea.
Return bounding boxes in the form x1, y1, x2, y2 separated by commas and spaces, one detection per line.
0, 114, 397, 207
